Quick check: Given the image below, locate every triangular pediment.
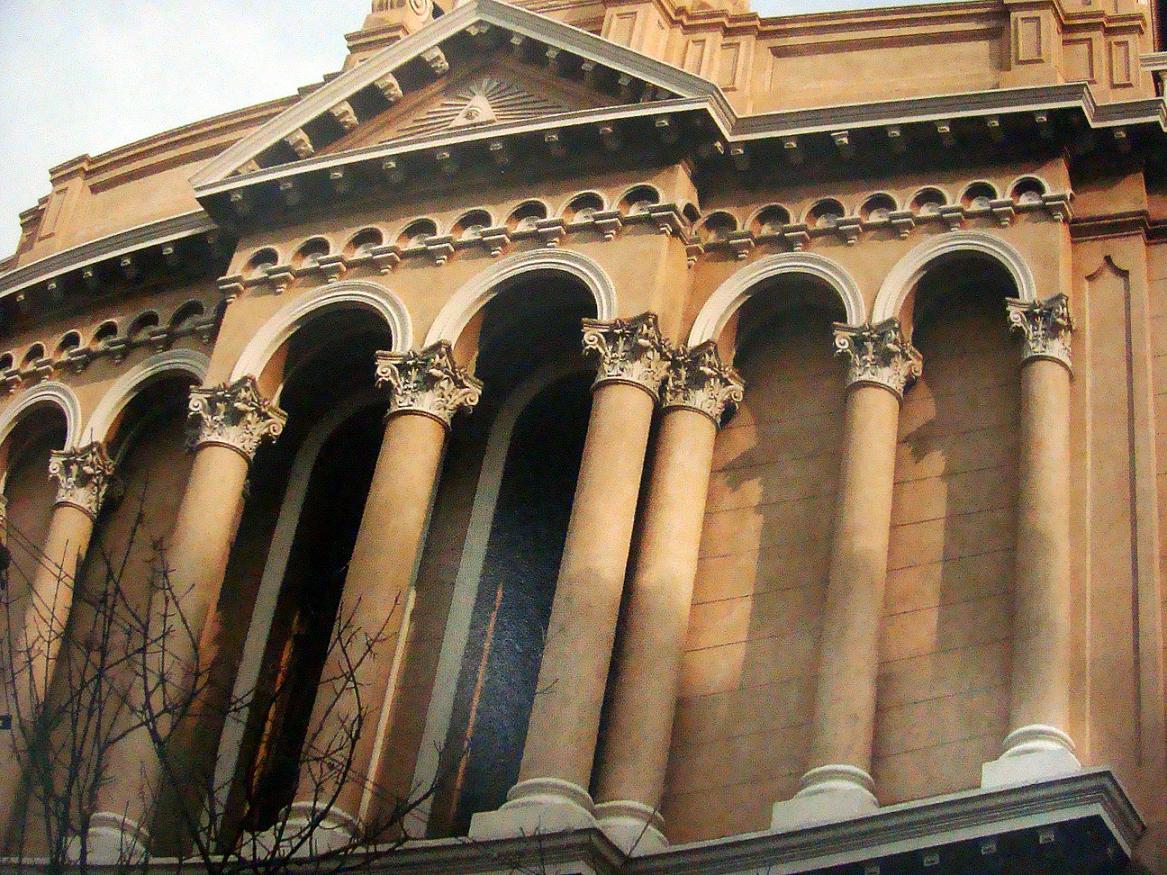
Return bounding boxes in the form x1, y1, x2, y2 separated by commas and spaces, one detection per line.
317, 54, 620, 155
191, 0, 728, 192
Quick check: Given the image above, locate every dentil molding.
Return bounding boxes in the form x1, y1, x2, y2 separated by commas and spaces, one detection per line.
662, 341, 744, 426
1006, 293, 1074, 371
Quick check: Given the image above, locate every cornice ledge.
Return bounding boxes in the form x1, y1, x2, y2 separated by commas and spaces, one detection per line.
631, 769, 1143, 874
0, 211, 218, 301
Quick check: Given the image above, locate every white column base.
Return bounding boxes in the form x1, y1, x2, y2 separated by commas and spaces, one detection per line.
468, 778, 596, 840
981, 725, 1081, 788
770, 765, 879, 832
250, 803, 359, 858
595, 800, 668, 856
73, 811, 150, 865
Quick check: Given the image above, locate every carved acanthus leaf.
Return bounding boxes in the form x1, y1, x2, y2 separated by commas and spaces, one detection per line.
48, 442, 116, 517
833, 319, 923, 399
374, 341, 482, 428
1006, 293, 1074, 370
581, 312, 672, 398
663, 341, 744, 425
188, 377, 287, 461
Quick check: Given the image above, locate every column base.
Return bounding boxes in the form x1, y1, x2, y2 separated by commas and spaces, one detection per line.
770, 765, 879, 832
73, 811, 150, 865
250, 803, 359, 858
595, 800, 668, 856
981, 725, 1081, 788
469, 778, 596, 840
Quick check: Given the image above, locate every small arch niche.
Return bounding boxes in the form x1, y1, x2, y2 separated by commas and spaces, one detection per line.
807, 198, 845, 230
396, 218, 438, 249
860, 193, 898, 224
55, 331, 82, 357
699, 211, 739, 243
452, 210, 493, 242
0, 353, 13, 372
128, 311, 160, 341
245, 247, 280, 277
21, 343, 46, 369
910, 187, 948, 215
171, 300, 206, 331
562, 192, 605, 224
292, 237, 330, 269
749, 205, 791, 237
960, 181, 999, 211
682, 203, 701, 227
92, 321, 119, 348
344, 228, 384, 258
506, 201, 548, 233
619, 185, 661, 215
1010, 177, 1047, 205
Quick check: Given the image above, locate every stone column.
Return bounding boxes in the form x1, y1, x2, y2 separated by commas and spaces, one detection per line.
0, 443, 115, 842
470, 313, 671, 841
593, 342, 742, 855
282, 341, 481, 854
982, 294, 1080, 786
84, 377, 285, 863
772, 319, 921, 830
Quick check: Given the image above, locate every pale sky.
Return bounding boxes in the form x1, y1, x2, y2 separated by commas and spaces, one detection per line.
0, 0, 945, 258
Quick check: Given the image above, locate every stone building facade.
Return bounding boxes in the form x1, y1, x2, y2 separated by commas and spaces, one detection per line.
0, 0, 1166, 870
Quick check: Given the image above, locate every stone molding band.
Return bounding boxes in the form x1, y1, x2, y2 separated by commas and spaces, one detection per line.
661, 341, 744, 427
374, 340, 483, 429
1006, 293, 1074, 371
582, 313, 672, 401
188, 377, 287, 462
833, 318, 923, 400
48, 442, 117, 519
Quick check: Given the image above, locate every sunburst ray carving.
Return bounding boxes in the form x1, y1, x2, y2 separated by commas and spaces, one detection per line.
397, 78, 568, 138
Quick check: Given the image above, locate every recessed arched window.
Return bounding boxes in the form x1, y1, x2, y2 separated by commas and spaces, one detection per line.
506, 201, 547, 233
21, 344, 45, 369
749, 205, 791, 237
396, 218, 439, 248
698, 211, 738, 243
92, 321, 119, 348
1010, 177, 1047, 205
246, 248, 280, 277
128, 311, 160, 341
682, 203, 701, 227
170, 300, 206, 331
618, 185, 661, 215
0, 352, 14, 372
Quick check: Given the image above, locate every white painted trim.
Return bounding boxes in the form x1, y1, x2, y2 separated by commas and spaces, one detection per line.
871, 230, 1037, 324
230, 280, 412, 382
207, 392, 384, 827
0, 381, 83, 451
687, 252, 865, 347
409, 359, 588, 830
423, 249, 616, 348
83, 350, 209, 445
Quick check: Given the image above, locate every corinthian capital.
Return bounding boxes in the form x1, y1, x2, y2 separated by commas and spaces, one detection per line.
1006, 294, 1074, 370
833, 319, 923, 399
49, 442, 116, 517
581, 312, 672, 399
374, 341, 483, 429
188, 377, 287, 461
662, 341, 745, 426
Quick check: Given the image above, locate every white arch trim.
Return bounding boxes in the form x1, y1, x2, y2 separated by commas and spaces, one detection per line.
872, 230, 1037, 324
230, 280, 412, 381
688, 252, 865, 347
0, 381, 82, 452
84, 349, 210, 445
423, 249, 617, 348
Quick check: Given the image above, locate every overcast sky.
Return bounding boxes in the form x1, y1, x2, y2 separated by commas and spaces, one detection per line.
0, 0, 944, 258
